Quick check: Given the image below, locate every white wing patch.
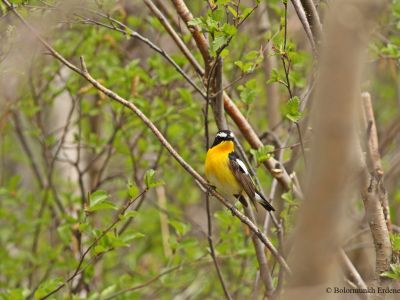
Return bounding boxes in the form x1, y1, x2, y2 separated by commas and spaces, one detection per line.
236, 158, 249, 175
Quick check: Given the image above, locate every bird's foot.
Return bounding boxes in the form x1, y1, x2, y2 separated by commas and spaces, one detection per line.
207, 184, 217, 192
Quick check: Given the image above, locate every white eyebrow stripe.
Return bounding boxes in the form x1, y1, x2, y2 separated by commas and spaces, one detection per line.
217, 132, 228, 138
236, 158, 249, 174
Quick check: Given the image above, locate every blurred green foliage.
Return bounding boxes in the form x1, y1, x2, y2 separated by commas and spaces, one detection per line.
0, 0, 399, 299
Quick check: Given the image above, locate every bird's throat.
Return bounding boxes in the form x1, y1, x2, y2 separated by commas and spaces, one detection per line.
212, 140, 234, 154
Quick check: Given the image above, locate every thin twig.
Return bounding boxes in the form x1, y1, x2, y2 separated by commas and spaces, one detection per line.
206, 193, 233, 300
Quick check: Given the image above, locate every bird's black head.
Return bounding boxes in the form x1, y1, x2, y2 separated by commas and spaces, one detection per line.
211, 130, 235, 147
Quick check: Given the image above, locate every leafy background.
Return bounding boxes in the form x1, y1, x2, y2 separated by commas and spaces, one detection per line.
0, 0, 400, 299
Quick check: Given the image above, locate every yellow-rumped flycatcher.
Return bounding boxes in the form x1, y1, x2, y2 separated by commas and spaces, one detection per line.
205, 130, 274, 211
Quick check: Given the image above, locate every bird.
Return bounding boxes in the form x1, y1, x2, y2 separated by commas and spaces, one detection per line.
205, 130, 275, 211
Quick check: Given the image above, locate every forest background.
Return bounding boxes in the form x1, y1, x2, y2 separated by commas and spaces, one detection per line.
0, 0, 400, 299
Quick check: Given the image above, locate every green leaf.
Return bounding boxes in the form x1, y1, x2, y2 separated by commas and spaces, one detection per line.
390, 233, 400, 251
222, 23, 237, 36
87, 190, 117, 212
241, 7, 254, 20
188, 18, 203, 27
235, 58, 255, 74
220, 48, 230, 58
169, 220, 190, 237
381, 264, 400, 279
100, 285, 117, 298
144, 169, 164, 189
282, 96, 303, 122
94, 244, 108, 255
250, 145, 274, 165
211, 35, 228, 55
205, 16, 219, 33
267, 68, 281, 84
238, 79, 258, 104
34, 278, 64, 299
210, 7, 225, 23
234, 60, 244, 71
122, 231, 145, 243
0, 288, 26, 300
127, 181, 139, 198
281, 191, 297, 205
227, 6, 238, 17
57, 224, 72, 245
119, 210, 138, 220
244, 50, 259, 60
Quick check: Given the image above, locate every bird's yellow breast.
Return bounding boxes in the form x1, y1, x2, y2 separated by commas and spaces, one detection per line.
205, 141, 241, 196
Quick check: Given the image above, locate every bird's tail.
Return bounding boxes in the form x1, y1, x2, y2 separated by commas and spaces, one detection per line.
255, 192, 275, 211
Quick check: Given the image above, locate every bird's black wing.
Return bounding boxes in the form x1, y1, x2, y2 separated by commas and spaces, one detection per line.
228, 152, 257, 207
228, 152, 275, 211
